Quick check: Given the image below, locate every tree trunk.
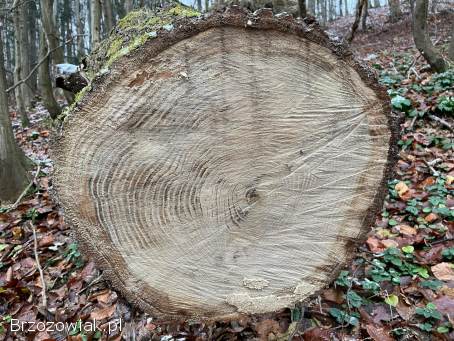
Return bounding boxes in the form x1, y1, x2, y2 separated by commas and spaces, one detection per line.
388, 0, 402, 22
74, 0, 85, 60
53, 5, 397, 320
103, 0, 115, 35
373, 0, 380, 7
12, 0, 30, 127
361, 0, 368, 31
449, 27, 454, 62
413, 0, 447, 73
339, 0, 343, 16
346, 0, 366, 42
40, 0, 64, 64
0, 26, 30, 204
38, 30, 61, 119
298, 0, 307, 17
125, 0, 134, 13
91, 0, 102, 48
344, 0, 348, 15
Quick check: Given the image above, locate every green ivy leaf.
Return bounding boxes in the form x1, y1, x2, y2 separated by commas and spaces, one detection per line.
385, 294, 399, 307
347, 290, 363, 308
391, 95, 412, 112
402, 245, 414, 254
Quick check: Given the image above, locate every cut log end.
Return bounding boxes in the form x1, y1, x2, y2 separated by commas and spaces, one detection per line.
52, 7, 397, 320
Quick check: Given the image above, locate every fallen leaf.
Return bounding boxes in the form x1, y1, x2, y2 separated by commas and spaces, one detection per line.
433, 295, 454, 315
38, 234, 54, 247
396, 224, 417, 236
90, 304, 116, 320
322, 288, 344, 304
424, 213, 438, 223
256, 319, 280, 341
431, 263, 454, 281
395, 181, 409, 198
381, 239, 399, 249
366, 324, 394, 341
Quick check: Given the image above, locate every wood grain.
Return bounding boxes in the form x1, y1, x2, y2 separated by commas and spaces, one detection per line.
53, 13, 394, 319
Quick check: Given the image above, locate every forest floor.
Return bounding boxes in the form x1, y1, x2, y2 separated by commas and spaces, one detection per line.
1, 7, 453, 341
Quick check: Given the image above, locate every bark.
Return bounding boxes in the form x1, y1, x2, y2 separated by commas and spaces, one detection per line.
449, 26, 454, 62
361, 0, 368, 31
40, 0, 74, 104
339, 0, 343, 16
197, 0, 202, 11
125, 0, 134, 13
74, 0, 85, 59
40, 0, 64, 64
298, 0, 307, 17
388, 0, 402, 22
413, 0, 447, 73
346, 0, 366, 42
308, 0, 315, 15
91, 0, 102, 47
0, 26, 30, 204
38, 31, 61, 119
321, 0, 327, 24
103, 0, 115, 35
12, 0, 29, 126
205, 0, 209, 11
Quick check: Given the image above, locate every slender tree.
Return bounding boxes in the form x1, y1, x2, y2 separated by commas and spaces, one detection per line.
413, 0, 448, 72
0, 23, 30, 204
38, 29, 61, 118
388, 0, 402, 22
12, 0, 29, 126
91, 0, 101, 47
74, 0, 85, 59
125, 0, 134, 12
449, 27, 454, 62
361, 0, 368, 31
346, 0, 366, 42
298, 0, 307, 17
103, 0, 115, 36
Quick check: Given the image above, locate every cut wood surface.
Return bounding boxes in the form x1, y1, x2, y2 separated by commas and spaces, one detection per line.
52, 6, 398, 319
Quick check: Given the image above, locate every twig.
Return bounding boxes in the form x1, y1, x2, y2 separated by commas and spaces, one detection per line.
409, 115, 418, 131
31, 221, 48, 310
77, 274, 104, 295
430, 237, 454, 246
4, 162, 41, 212
428, 114, 453, 131
423, 158, 441, 176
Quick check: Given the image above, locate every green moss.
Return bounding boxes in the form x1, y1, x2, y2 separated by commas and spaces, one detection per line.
107, 37, 123, 58
167, 4, 200, 17
94, 4, 201, 73
117, 10, 147, 30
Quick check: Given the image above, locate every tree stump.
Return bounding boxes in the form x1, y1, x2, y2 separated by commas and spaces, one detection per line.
52, 5, 398, 320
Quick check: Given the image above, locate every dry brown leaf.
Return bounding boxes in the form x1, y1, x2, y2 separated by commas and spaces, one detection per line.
90, 304, 116, 320
322, 288, 345, 304
366, 324, 393, 341
431, 263, 454, 281
433, 295, 454, 315
38, 234, 54, 247
397, 224, 417, 236
256, 319, 280, 341
395, 181, 409, 198
424, 213, 438, 223
381, 239, 399, 249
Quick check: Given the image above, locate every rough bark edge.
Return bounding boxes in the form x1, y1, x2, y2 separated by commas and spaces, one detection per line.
49, 6, 400, 322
